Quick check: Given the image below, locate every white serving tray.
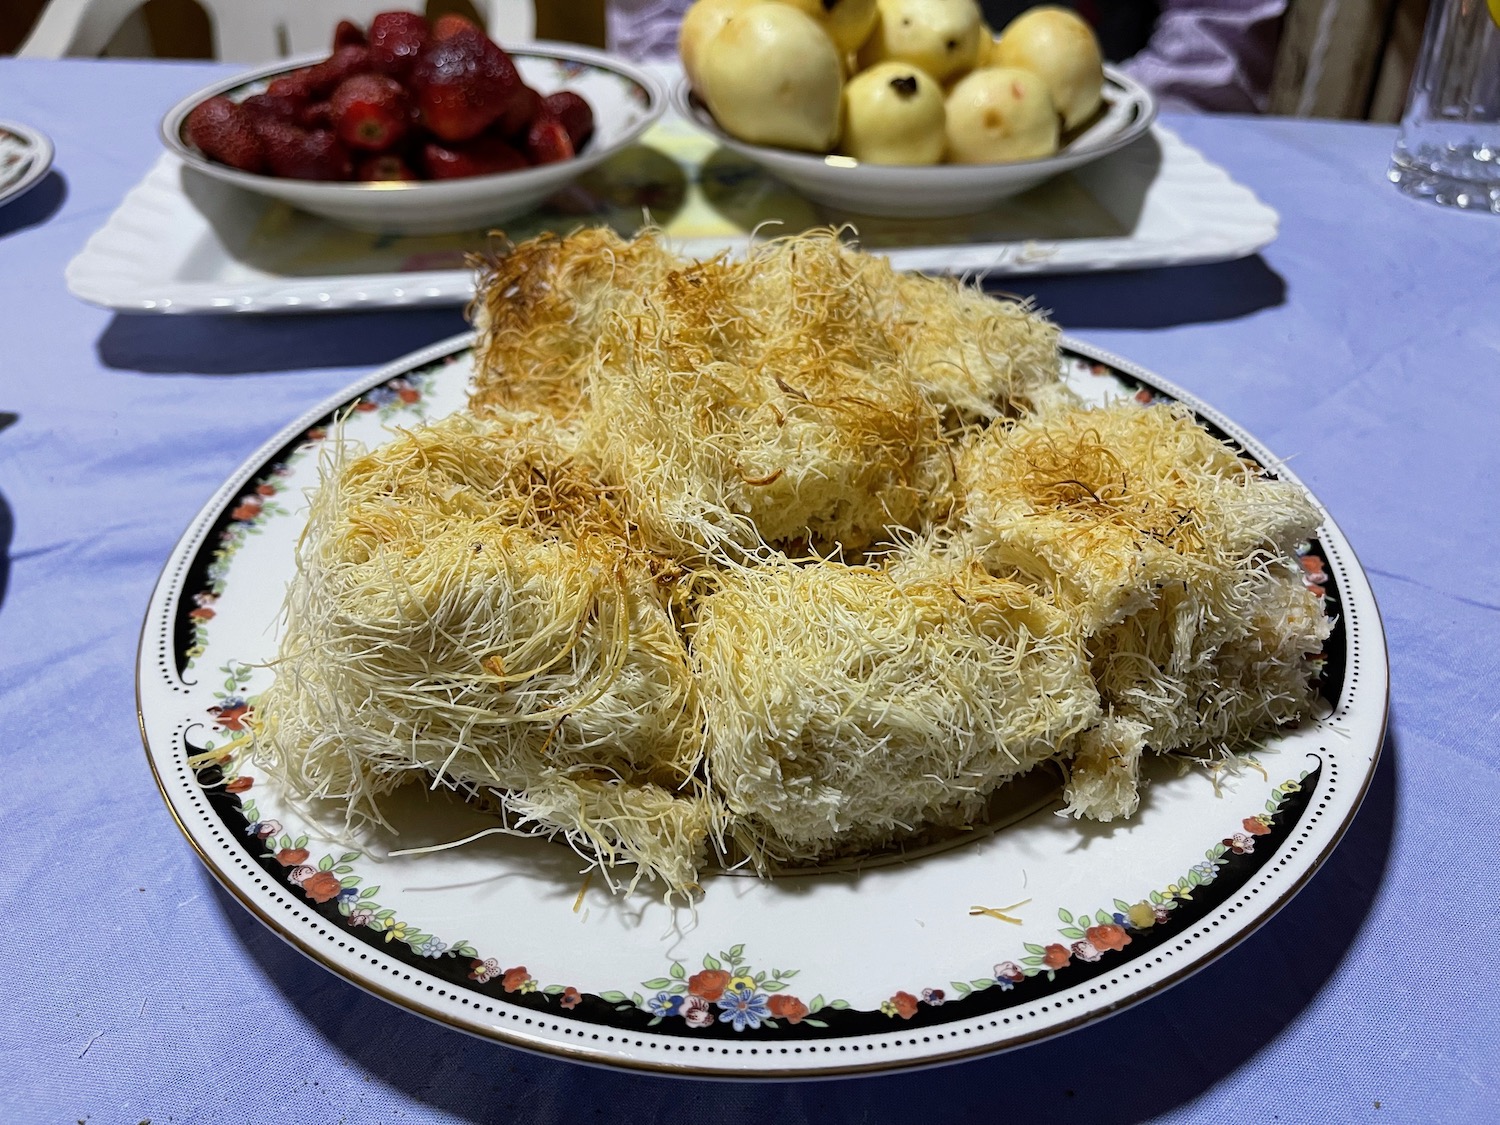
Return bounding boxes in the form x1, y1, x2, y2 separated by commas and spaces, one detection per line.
68, 118, 1277, 314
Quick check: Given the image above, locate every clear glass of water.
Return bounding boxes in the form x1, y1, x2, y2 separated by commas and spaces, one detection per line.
1389, 0, 1500, 213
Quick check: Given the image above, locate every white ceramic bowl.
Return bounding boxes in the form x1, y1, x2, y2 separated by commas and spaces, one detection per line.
674, 66, 1155, 218
161, 42, 666, 235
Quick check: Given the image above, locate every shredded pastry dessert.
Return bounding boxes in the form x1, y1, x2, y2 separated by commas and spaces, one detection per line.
250, 228, 1333, 897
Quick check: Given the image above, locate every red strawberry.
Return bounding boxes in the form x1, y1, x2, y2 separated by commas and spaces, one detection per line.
185, 96, 267, 173
240, 92, 302, 123
266, 69, 315, 102
298, 100, 333, 129
305, 45, 373, 97
251, 119, 352, 180
423, 136, 528, 179
524, 112, 574, 165
368, 10, 429, 79
331, 73, 411, 151
494, 83, 540, 140
431, 12, 478, 39
295, 130, 354, 180
357, 152, 418, 181
410, 25, 522, 142
541, 91, 593, 150
333, 19, 366, 49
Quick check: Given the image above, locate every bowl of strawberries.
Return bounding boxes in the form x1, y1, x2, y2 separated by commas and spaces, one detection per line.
161, 11, 665, 235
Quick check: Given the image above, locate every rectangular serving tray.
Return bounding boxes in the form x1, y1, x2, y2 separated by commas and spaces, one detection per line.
67, 118, 1277, 315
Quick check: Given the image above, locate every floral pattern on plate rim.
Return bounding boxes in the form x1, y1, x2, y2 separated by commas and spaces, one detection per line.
179, 367, 435, 670
200, 722, 1317, 1034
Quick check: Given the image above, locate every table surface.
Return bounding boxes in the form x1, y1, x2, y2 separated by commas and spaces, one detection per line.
1, 56, 1495, 1125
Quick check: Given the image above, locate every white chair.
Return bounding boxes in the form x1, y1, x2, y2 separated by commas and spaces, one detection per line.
19, 0, 536, 63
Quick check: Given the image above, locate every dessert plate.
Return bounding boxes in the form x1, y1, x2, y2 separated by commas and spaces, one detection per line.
137, 334, 1385, 1077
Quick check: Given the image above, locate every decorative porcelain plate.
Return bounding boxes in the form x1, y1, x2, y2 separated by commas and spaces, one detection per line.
0, 119, 54, 210
137, 335, 1386, 1077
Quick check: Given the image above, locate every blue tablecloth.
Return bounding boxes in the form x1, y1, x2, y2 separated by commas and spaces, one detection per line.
1, 57, 1495, 1125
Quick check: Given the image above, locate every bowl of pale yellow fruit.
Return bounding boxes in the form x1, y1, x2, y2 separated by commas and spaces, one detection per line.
673, 0, 1155, 217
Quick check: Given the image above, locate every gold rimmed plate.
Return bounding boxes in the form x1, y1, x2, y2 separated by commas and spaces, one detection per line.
137, 334, 1386, 1077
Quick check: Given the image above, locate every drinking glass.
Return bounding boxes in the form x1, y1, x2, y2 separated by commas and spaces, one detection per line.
1389, 0, 1500, 212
